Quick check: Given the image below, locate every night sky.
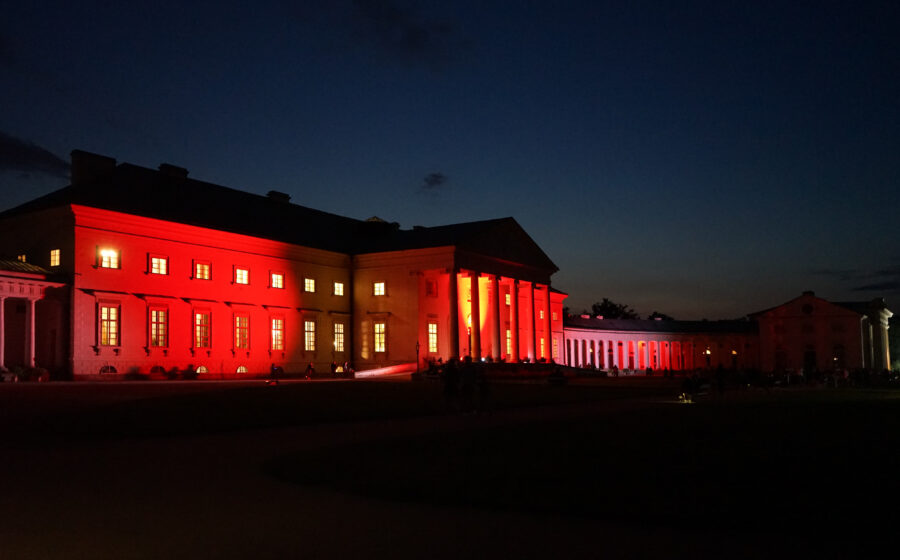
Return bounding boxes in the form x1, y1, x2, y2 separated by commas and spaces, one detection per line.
2, 0, 898, 319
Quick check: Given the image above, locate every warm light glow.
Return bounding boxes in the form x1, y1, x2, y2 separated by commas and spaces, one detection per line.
271, 317, 284, 350
505, 293, 511, 305
271, 272, 284, 289
100, 305, 119, 346
100, 248, 119, 269
150, 256, 167, 275
17, 254, 26, 262
428, 322, 438, 353
374, 281, 385, 296
334, 282, 344, 296
194, 312, 211, 348
304, 320, 316, 351
304, 278, 315, 292
235, 267, 249, 285
150, 308, 167, 347
195, 261, 211, 280
334, 323, 345, 352
50, 249, 60, 267
234, 315, 250, 349
374, 322, 386, 353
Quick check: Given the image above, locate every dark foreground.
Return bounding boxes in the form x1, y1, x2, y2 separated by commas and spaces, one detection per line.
2, 378, 898, 559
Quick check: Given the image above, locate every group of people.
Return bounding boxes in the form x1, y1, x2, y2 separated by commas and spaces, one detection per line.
434, 356, 491, 413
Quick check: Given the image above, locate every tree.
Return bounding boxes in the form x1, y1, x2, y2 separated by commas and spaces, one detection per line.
589, 298, 639, 319
648, 311, 674, 320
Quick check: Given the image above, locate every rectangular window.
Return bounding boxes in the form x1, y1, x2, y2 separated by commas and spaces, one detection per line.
150, 256, 168, 275
552, 311, 557, 321
506, 329, 511, 356
194, 312, 211, 348
540, 338, 546, 359
428, 322, 438, 353
552, 338, 559, 360
505, 293, 511, 305
150, 308, 168, 347
194, 261, 211, 280
374, 322, 386, 353
270, 272, 284, 289
539, 309, 545, 320
100, 248, 119, 269
271, 317, 284, 350
235, 267, 249, 285
50, 249, 60, 267
304, 278, 315, 293
374, 282, 385, 296
100, 304, 119, 346
426, 280, 437, 297
334, 323, 345, 352
334, 282, 344, 296
17, 254, 26, 262
234, 315, 250, 349
305, 320, 316, 351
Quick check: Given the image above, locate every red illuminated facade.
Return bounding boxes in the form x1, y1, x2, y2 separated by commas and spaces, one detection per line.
0, 150, 564, 378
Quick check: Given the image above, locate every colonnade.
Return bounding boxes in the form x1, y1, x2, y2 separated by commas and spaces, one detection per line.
0, 291, 40, 370
449, 269, 553, 362
565, 336, 695, 371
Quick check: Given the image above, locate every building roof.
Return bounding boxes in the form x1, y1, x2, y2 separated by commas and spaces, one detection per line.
0, 151, 558, 272
747, 291, 890, 319
0, 259, 52, 275
564, 316, 757, 334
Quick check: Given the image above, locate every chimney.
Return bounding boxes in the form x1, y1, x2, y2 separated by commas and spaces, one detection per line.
71, 150, 116, 186
158, 163, 189, 179
267, 190, 291, 203
802, 290, 815, 297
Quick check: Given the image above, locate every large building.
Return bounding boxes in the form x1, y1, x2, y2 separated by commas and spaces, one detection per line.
0, 150, 891, 379
0, 150, 565, 379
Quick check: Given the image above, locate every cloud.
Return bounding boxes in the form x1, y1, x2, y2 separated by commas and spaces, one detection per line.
853, 280, 900, 292
294, 1, 463, 69
0, 131, 69, 179
421, 171, 447, 190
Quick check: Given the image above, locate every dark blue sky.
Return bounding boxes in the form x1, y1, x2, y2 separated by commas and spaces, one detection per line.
2, 0, 898, 319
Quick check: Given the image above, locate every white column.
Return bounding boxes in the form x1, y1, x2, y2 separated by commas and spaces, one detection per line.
26, 298, 36, 368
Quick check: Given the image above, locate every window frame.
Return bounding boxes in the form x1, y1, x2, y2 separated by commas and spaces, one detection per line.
50, 249, 60, 267
194, 310, 212, 349
149, 255, 169, 276
333, 282, 344, 296
98, 302, 121, 347
304, 277, 316, 293
374, 321, 386, 353
271, 316, 285, 351
427, 322, 438, 353
234, 314, 250, 350
304, 319, 316, 351
270, 271, 285, 289
234, 266, 250, 285
333, 322, 345, 352
373, 281, 386, 296
98, 247, 120, 269
149, 306, 168, 348
193, 260, 212, 280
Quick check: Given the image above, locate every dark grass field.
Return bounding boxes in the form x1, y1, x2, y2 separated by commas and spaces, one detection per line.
264, 389, 900, 544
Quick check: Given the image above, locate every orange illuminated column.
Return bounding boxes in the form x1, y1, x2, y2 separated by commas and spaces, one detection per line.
543, 285, 551, 361
510, 280, 519, 361
529, 282, 537, 361
470, 273, 481, 359
491, 275, 501, 360
449, 269, 460, 358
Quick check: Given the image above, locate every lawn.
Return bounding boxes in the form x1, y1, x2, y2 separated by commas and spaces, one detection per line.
265, 388, 900, 543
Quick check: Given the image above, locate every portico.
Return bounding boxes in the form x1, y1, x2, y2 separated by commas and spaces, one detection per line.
0, 262, 67, 372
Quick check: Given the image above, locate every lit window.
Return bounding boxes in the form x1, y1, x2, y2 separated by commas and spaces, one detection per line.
552, 311, 557, 321
271, 317, 284, 350
99, 304, 119, 346
428, 322, 438, 353
235, 267, 249, 285
539, 310, 545, 320
234, 315, 250, 349
150, 256, 168, 275
196, 365, 208, 374
194, 312, 211, 348
17, 254, 26, 262
194, 261, 211, 280
150, 308, 168, 347
50, 249, 60, 267
374, 282, 385, 296
540, 338, 546, 359
237, 366, 248, 374
271, 272, 284, 289
334, 282, 344, 296
334, 323, 345, 352
374, 322, 386, 353
100, 248, 119, 269
305, 320, 316, 351
506, 329, 511, 356
304, 278, 315, 293
552, 338, 559, 360
505, 293, 511, 305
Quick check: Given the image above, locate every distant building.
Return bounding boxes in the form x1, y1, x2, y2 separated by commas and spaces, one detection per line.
0, 150, 564, 378
750, 291, 892, 372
